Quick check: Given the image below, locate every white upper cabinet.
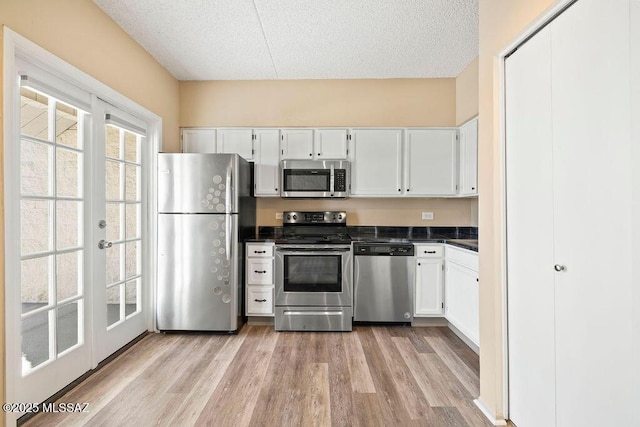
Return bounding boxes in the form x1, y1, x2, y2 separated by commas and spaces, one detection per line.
217, 128, 254, 161
349, 129, 403, 196
404, 129, 458, 196
254, 129, 281, 196
280, 129, 314, 159
314, 129, 348, 159
458, 118, 478, 196
181, 128, 216, 153
281, 128, 348, 160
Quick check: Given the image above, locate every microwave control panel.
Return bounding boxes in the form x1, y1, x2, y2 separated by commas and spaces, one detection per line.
334, 169, 347, 192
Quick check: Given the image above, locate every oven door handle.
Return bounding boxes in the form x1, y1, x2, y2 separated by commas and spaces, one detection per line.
275, 247, 351, 253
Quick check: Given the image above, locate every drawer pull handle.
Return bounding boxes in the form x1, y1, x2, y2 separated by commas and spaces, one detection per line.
254, 299, 267, 303
254, 250, 266, 254
254, 270, 267, 274
424, 250, 436, 254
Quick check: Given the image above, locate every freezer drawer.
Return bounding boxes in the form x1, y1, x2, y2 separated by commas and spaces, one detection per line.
157, 213, 240, 331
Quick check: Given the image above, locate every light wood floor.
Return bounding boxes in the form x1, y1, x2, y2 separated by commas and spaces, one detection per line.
24, 325, 490, 427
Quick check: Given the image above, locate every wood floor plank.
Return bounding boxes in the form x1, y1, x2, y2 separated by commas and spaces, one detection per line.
356, 327, 412, 425
301, 363, 331, 427
342, 329, 376, 393
419, 326, 480, 376
386, 325, 435, 353
426, 335, 480, 398
24, 326, 487, 427
371, 327, 435, 420
326, 333, 355, 427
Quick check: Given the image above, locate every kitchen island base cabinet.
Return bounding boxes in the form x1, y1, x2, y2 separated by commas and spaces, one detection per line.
444, 246, 479, 347
245, 243, 275, 316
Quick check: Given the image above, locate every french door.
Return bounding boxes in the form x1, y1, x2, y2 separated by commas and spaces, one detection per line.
5, 62, 151, 422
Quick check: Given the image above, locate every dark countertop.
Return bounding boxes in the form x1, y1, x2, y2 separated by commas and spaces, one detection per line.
247, 226, 478, 252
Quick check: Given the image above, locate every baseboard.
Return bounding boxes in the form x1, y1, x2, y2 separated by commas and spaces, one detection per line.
247, 316, 274, 325
411, 317, 448, 327
474, 398, 507, 426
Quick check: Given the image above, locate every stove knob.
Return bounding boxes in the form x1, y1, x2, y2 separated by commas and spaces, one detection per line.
338, 215, 343, 220
286, 214, 291, 220
293, 214, 297, 220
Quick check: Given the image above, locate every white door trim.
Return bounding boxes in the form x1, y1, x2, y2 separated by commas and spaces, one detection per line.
3, 27, 161, 426
496, 0, 577, 423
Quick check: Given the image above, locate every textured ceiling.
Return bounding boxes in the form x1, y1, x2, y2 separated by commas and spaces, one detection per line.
93, 0, 478, 81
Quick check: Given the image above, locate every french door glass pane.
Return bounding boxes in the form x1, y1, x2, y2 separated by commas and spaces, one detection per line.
55, 104, 80, 149
124, 132, 138, 163
105, 125, 120, 159
22, 310, 50, 373
56, 251, 82, 302
125, 241, 139, 279
20, 87, 49, 140
106, 285, 121, 327
21, 199, 52, 255
125, 164, 139, 201
21, 140, 51, 196
106, 203, 122, 242
21, 256, 51, 314
56, 301, 81, 355
125, 280, 138, 317
105, 161, 121, 201
125, 203, 139, 239
56, 201, 82, 250
56, 147, 82, 198
106, 244, 122, 285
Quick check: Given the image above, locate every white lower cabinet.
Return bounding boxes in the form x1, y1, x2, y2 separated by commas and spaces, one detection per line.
246, 243, 275, 316
444, 246, 479, 346
414, 245, 444, 316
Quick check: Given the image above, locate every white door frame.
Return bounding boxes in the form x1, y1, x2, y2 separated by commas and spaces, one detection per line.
3, 27, 160, 426
496, 0, 577, 422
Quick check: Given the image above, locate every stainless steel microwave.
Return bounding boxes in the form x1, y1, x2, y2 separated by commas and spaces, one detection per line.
280, 160, 350, 198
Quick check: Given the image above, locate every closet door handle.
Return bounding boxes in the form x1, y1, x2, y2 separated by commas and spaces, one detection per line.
554, 264, 566, 272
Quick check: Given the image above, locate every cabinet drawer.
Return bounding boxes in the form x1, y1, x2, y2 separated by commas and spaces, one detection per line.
414, 245, 443, 258
247, 286, 274, 316
247, 258, 273, 284
247, 243, 273, 257
445, 245, 478, 271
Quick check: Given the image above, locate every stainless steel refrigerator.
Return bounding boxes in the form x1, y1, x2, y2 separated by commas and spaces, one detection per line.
157, 153, 255, 332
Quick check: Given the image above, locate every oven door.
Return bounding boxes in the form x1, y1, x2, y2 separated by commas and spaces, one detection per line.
275, 245, 352, 307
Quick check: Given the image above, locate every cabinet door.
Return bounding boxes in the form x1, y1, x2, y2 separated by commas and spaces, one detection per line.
349, 129, 403, 196
459, 118, 478, 195
414, 258, 443, 316
182, 128, 216, 153
404, 129, 457, 196
217, 128, 254, 161
281, 129, 314, 159
254, 129, 281, 196
315, 129, 348, 159
444, 261, 478, 345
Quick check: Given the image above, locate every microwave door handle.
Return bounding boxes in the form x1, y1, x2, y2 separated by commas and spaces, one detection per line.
330, 164, 335, 193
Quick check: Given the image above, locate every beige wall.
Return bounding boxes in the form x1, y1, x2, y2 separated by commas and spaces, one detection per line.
477, 0, 556, 420
1, 1, 180, 422
455, 57, 480, 126
180, 79, 455, 128
180, 78, 476, 226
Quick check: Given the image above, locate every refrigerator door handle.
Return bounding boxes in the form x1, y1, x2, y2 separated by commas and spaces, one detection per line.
226, 213, 231, 260
226, 165, 232, 213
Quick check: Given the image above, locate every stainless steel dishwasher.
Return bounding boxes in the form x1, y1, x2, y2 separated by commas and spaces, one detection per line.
353, 242, 415, 322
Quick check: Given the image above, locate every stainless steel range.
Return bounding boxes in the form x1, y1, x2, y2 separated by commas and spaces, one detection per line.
274, 211, 352, 331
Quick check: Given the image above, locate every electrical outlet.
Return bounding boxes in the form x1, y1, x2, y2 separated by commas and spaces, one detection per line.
276, 212, 283, 219
421, 212, 434, 220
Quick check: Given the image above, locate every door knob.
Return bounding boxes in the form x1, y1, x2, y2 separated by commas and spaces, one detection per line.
98, 240, 113, 250
554, 264, 566, 272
